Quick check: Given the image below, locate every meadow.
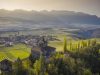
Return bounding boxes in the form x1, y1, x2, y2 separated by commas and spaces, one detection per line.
0, 44, 31, 61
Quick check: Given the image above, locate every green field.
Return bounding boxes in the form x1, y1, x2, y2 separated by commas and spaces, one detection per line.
48, 33, 78, 51
48, 33, 100, 52
0, 44, 31, 61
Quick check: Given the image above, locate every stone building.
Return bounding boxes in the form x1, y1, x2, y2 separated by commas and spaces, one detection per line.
31, 46, 42, 59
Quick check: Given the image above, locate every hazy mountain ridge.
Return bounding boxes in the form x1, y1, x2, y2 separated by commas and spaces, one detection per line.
0, 9, 100, 26
73, 28, 100, 38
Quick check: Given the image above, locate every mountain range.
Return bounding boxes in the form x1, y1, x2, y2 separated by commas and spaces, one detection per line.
0, 9, 100, 38
0, 9, 100, 25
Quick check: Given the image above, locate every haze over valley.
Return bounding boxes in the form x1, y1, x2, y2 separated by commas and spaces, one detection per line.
0, 9, 100, 38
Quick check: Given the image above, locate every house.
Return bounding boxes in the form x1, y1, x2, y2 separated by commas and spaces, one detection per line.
5, 41, 14, 47
0, 59, 12, 72
31, 46, 42, 59
0, 39, 5, 44
37, 36, 48, 48
41, 46, 56, 57
31, 45, 56, 58
27, 39, 37, 46
30, 36, 55, 58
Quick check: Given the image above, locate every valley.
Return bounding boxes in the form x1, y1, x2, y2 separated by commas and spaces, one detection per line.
0, 9, 100, 75
0, 27, 100, 61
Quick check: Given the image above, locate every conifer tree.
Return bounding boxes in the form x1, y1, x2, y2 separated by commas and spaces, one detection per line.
63, 37, 67, 53
14, 57, 27, 75
87, 40, 91, 47
69, 40, 72, 50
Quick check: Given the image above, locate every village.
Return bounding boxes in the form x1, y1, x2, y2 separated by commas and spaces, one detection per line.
0, 33, 56, 73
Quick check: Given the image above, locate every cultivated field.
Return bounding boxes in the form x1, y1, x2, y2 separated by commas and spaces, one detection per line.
0, 44, 31, 61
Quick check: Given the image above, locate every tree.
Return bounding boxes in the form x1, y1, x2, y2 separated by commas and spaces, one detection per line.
63, 37, 67, 53
33, 54, 46, 75
29, 53, 37, 67
83, 69, 92, 75
14, 58, 27, 75
69, 40, 72, 50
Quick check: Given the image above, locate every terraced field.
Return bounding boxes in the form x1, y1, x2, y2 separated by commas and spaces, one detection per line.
0, 44, 31, 61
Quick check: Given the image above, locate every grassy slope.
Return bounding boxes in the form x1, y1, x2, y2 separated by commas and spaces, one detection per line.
0, 44, 31, 61
48, 33, 75, 51
48, 33, 100, 52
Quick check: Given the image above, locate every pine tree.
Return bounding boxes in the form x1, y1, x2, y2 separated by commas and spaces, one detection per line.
14, 57, 25, 75
87, 40, 91, 47
69, 40, 72, 50
63, 37, 67, 53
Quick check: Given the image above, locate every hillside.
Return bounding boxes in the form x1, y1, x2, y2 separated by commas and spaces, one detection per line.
73, 28, 100, 38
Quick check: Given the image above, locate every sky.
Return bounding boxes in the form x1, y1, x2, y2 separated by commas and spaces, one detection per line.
0, 0, 100, 16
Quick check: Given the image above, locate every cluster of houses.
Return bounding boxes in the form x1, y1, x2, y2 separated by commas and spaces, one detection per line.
0, 34, 55, 47
31, 36, 56, 59
0, 35, 56, 73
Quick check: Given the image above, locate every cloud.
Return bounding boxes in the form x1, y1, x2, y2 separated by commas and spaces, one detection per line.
0, 0, 100, 16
